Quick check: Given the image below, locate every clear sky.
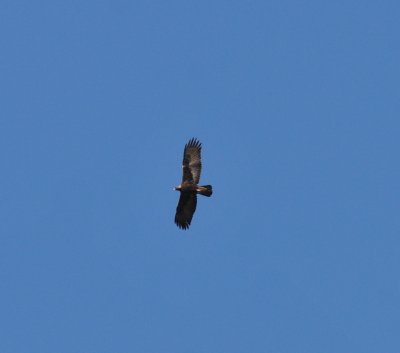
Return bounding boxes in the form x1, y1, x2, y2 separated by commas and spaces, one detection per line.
1, 1, 399, 352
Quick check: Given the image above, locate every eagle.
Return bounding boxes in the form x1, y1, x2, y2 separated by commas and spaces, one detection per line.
174, 138, 213, 229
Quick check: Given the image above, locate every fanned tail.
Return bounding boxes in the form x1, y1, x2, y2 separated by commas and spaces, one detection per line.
197, 185, 213, 197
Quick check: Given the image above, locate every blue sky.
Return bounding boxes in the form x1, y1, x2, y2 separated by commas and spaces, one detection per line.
1, 1, 399, 352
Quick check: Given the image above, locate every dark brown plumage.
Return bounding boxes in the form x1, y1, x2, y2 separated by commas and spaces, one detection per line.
174, 138, 213, 230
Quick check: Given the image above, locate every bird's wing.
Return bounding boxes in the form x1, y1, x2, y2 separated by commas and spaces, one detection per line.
182, 138, 202, 184
175, 192, 197, 230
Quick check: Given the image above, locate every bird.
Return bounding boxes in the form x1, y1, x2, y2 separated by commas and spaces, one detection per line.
174, 138, 213, 229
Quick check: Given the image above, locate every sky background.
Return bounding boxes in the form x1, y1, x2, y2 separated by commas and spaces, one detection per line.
1, 1, 399, 352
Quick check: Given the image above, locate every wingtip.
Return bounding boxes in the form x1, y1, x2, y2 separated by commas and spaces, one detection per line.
175, 218, 191, 230
175, 222, 190, 230
185, 137, 202, 150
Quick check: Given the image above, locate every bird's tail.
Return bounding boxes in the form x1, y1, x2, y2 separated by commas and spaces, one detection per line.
197, 185, 213, 197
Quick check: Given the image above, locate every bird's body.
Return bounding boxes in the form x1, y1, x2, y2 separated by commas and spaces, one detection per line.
174, 138, 213, 230
175, 181, 197, 192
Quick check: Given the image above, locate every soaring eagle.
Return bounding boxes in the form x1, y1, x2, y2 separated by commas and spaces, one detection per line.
174, 138, 213, 229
